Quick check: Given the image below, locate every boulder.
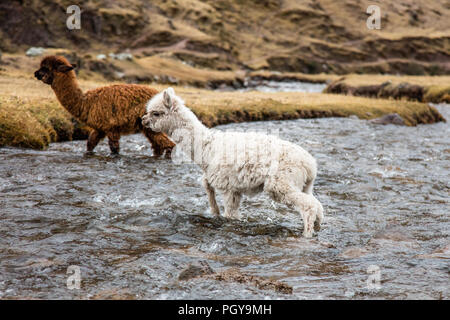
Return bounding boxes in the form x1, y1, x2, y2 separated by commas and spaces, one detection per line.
369, 113, 405, 126
108, 52, 133, 61
26, 47, 45, 56
178, 260, 293, 294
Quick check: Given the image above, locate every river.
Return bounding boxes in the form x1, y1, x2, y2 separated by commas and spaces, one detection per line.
0, 93, 448, 299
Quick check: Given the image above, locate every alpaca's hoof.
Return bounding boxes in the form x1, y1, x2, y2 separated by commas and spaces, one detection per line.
164, 149, 172, 159
163, 144, 174, 159
152, 149, 163, 158
84, 151, 95, 157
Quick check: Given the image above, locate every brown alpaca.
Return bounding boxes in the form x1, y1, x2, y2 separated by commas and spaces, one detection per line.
34, 55, 175, 156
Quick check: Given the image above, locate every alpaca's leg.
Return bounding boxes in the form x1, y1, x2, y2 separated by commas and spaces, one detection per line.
143, 128, 175, 158
202, 177, 220, 216
265, 181, 322, 237
107, 130, 121, 154
287, 191, 322, 237
223, 191, 242, 219
302, 178, 323, 232
284, 191, 321, 237
303, 175, 323, 232
87, 130, 105, 153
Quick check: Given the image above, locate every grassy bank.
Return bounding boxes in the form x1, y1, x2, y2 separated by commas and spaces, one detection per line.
248, 71, 339, 84
0, 96, 90, 149
178, 87, 445, 127
0, 75, 445, 150
325, 75, 450, 103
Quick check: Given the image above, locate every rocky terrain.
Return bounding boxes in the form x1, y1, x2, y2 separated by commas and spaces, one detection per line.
1, 0, 449, 77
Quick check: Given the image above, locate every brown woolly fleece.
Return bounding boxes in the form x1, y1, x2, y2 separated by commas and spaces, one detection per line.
34, 55, 174, 156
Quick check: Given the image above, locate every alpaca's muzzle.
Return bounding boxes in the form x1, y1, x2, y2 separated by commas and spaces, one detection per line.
142, 114, 150, 127
34, 70, 43, 80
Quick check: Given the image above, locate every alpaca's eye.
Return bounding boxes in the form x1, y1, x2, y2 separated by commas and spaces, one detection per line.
152, 111, 163, 117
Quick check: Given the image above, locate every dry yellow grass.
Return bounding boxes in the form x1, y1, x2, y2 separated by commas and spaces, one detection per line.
134, 55, 242, 85
0, 97, 52, 149
0, 52, 243, 88
172, 87, 445, 127
2, 52, 448, 96
0, 75, 95, 149
337, 74, 450, 87
0, 74, 445, 150
0, 96, 70, 149
248, 71, 339, 84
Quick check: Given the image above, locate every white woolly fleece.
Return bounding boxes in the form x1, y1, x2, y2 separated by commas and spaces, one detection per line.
144, 88, 324, 237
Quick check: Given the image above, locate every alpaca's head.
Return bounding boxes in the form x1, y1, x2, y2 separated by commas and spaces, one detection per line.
142, 87, 185, 133
34, 55, 77, 85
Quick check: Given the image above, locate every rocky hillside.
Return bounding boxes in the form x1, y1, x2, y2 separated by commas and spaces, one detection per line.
1, 0, 449, 75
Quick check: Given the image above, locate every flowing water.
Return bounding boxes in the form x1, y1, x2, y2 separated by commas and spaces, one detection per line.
216, 79, 328, 93
0, 102, 448, 300
238, 79, 327, 93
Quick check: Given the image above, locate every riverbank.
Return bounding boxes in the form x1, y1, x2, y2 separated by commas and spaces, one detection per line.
324, 75, 450, 103
0, 75, 446, 150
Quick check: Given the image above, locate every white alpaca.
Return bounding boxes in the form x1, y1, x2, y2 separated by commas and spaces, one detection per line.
142, 88, 324, 237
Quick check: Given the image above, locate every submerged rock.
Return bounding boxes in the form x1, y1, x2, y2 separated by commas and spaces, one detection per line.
211, 269, 293, 295
416, 243, 450, 259
339, 247, 369, 259
371, 229, 415, 242
178, 261, 293, 294
178, 261, 215, 281
369, 227, 420, 250
369, 113, 406, 126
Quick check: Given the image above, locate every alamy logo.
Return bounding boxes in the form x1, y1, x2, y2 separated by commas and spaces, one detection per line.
66, 265, 81, 290
366, 5, 381, 30
66, 5, 81, 30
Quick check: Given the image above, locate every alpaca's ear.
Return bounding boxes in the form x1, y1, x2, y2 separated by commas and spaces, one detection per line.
166, 87, 175, 96
57, 65, 75, 73
163, 88, 175, 110
163, 91, 172, 109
